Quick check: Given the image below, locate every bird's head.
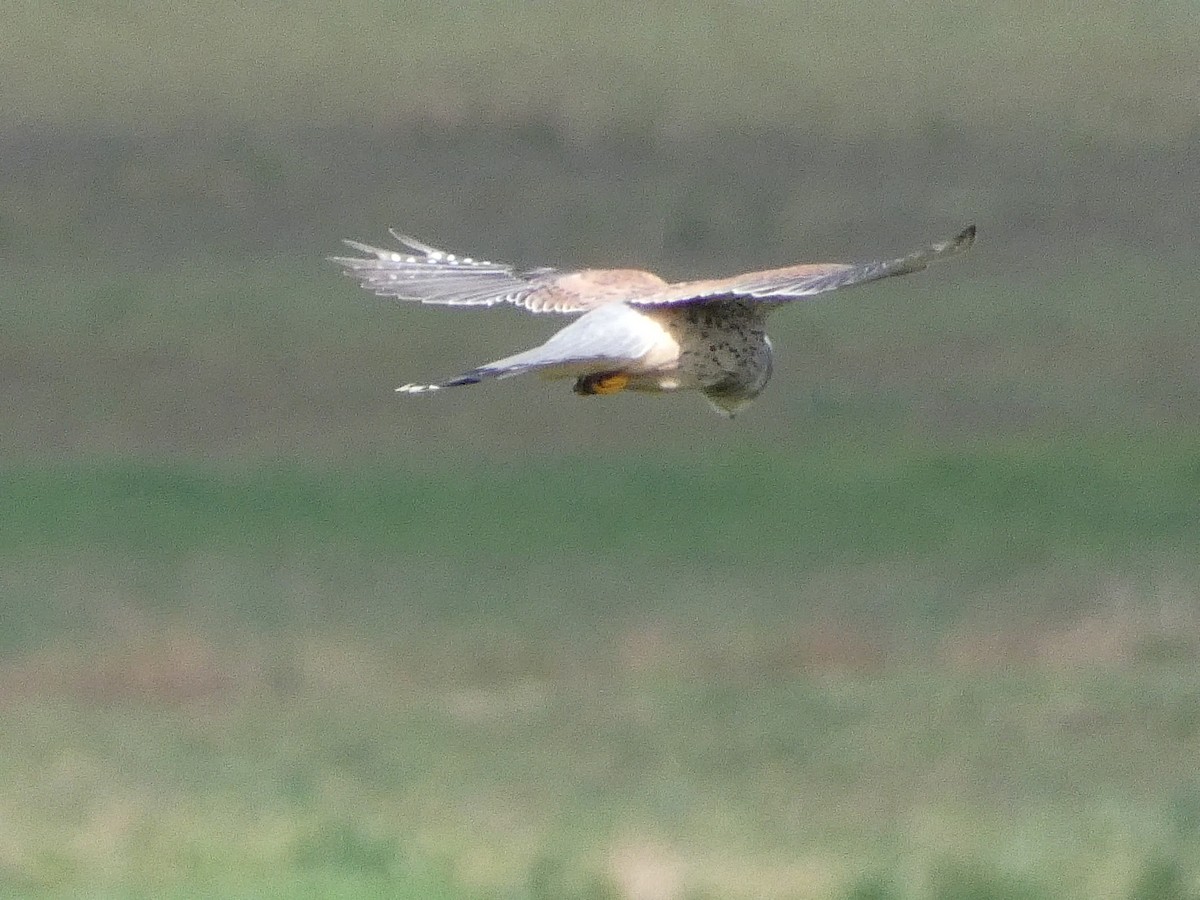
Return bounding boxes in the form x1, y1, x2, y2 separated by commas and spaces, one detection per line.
700, 337, 774, 418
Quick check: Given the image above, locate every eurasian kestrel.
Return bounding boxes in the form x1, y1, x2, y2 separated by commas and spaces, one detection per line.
331, 225, 974, 416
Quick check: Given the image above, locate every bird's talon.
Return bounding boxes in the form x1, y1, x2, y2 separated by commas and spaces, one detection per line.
574, 372, 630, 395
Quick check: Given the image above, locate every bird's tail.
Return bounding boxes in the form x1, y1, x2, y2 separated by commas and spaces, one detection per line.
395, 342, 595, 394
395, 363, 519, 394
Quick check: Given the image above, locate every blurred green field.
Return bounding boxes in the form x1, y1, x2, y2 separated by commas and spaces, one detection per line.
3, 621, 1200, 898
7, 0, 1198, 146
7, 435, 1199, 632
5, 1, 1200, 897
4, 439, 1199, 897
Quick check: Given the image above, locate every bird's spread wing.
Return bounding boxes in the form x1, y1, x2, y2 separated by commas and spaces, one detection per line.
330, 231, 665, 315
625, 225, 976, 307
397, 303, 668, 393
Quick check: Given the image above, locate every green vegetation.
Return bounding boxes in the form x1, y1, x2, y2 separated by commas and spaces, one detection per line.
7, 440, 1200, 624
5, 1, 1200, 896
4, 441, 1199, 897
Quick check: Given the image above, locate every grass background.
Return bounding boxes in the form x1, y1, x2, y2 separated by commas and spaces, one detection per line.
3, 1, 1200, 897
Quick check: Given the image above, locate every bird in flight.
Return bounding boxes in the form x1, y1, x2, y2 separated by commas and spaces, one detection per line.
331, 224, 974, 416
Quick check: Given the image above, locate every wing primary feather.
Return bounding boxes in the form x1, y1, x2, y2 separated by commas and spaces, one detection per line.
337, 239, 401, 259
388, 230, 449, 257
333, 232, 586, 313
626, 224, 975, 307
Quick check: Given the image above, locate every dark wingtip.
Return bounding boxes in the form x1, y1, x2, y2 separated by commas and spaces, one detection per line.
923, 224, 976, 263
944, 224, 976, 253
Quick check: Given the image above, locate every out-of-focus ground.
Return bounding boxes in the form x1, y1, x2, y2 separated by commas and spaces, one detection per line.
3, 2, 1199, 897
